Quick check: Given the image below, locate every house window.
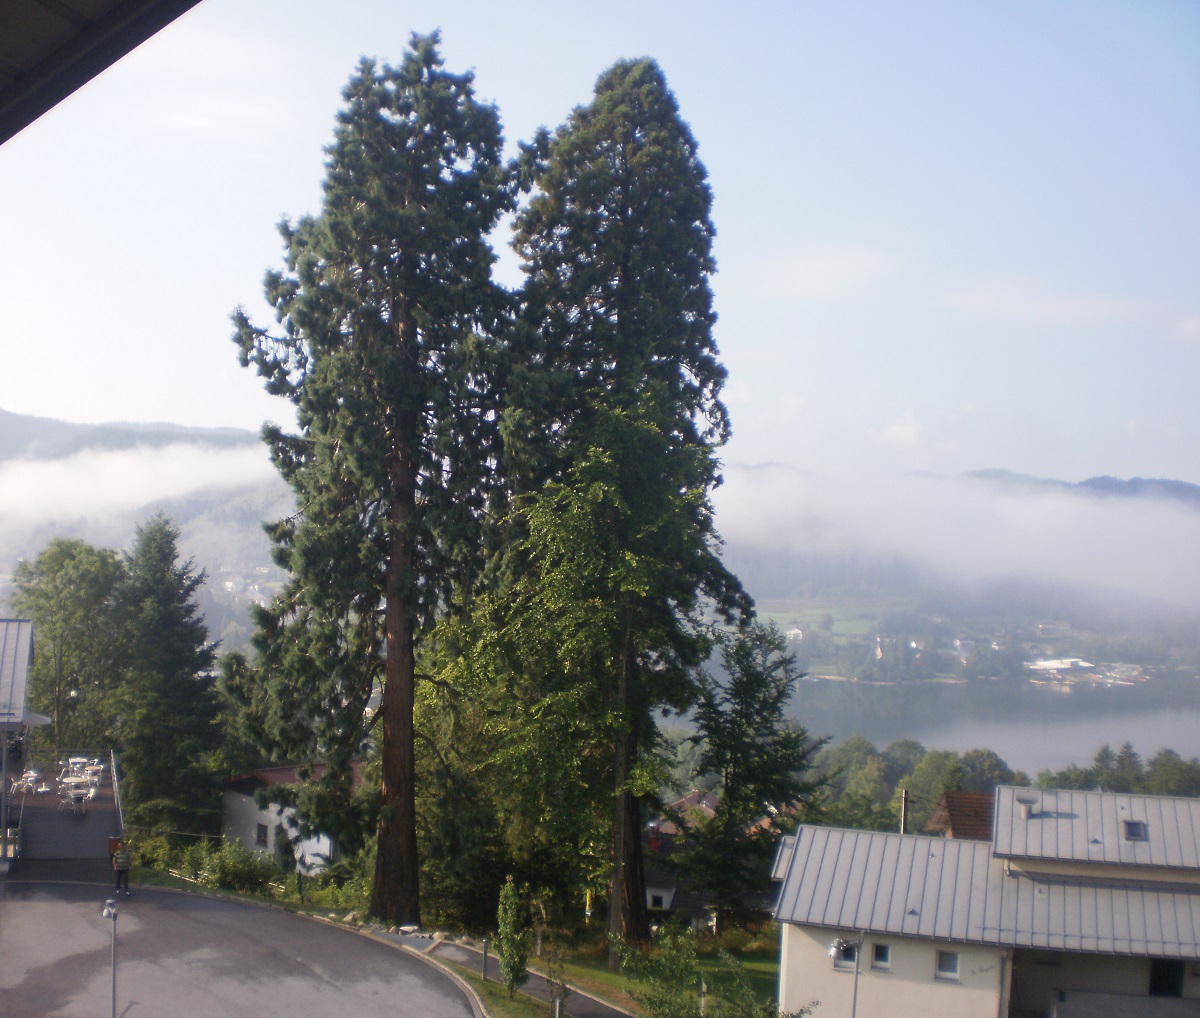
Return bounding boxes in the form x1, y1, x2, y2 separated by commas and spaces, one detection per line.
1124, 820, 1149, 841
255, 823, 268, 847
833, 943, 857, 970
1150, 959, 1185, 997
935, 951, 960, 980
871, 943, 890, 970
650, 894, 664, 909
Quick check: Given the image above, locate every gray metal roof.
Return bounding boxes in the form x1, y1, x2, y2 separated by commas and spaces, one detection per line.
0, 619, 34, 731
773, 823, 1200, 959
994, 785, 1200, 870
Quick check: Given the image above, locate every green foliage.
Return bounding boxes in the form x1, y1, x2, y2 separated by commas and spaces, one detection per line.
198, 839, 277, 893
682, 622, 825, 924
1037, 742, 1200, 797
618, 925, 812, 1018
231, 31, 512, 926
116, 513, 220, 833
509, 56, 749, 948
11, 516, 219, 833
11, 538, 125, 757
496, 877, 531, 998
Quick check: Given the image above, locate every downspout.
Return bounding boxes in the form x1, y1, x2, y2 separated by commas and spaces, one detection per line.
997, 949, 1011, 1018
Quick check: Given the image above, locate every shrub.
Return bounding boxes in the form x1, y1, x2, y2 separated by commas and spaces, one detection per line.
198, 839, 275, 893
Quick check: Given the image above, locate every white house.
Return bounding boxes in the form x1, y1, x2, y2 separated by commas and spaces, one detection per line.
773, 786, 1200, 1017
222, 764, 355, 873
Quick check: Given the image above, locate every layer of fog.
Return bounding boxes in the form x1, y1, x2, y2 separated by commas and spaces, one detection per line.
714, 463, 1200, 612
0, 442, 277, 525
2, 442, 1196, 616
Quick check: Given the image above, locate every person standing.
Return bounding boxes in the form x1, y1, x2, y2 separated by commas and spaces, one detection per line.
113, 838, 131, 896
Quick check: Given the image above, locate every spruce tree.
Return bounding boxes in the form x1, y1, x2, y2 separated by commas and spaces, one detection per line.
511, 59, 748, 950
116, 513, 219, 832
233, 33, 510, 924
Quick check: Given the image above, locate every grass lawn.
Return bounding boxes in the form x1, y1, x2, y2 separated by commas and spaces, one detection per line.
546, 939, 780, 1014
442, 962, 552, 1018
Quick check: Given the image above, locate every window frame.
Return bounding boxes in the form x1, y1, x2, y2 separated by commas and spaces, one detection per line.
1124, 820, 1149, 841
255, 822, 269, 847
832, 943, 858, 970
871, 943, 891, 970
935, 950, 960, 981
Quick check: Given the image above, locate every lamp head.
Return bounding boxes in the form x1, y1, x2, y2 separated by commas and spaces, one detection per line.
102, 899, 117, 919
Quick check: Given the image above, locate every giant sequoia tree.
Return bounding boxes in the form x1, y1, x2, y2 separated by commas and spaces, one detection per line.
511, 59, 749, 950
232, 34, 510, 924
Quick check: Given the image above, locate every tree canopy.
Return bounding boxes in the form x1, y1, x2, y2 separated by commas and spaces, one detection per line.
509, 57, 749, 950
232, 31, 512, 925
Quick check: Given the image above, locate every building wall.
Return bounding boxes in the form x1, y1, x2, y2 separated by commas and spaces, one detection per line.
779, 924, 1009, 1018
1012, 950, 1200, 1013
221, 791, 333, 872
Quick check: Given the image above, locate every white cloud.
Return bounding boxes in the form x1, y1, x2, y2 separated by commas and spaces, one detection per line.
877, 410, 923, 449
944, 278, 1143, 327
1175, 316, 1200, 343
753, 245, 892, 302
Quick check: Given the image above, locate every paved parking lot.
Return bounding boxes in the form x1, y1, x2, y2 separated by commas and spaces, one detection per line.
0, 883, 477, 1017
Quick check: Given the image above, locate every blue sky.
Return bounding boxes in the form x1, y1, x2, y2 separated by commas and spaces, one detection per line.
0, 0, 1197, 487
3, 1, 1199, 781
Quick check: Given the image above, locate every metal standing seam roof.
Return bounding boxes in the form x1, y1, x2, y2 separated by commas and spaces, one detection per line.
994, 785, 1200, 870
0, 619, 35, 732
773, 823, 1200, 960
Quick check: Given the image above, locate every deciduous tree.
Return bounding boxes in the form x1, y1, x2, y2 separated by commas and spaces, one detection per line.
11, 539, 125, 759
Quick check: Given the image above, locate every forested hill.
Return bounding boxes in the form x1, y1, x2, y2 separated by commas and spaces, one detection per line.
0, 407, 258, 461
968, 469, 1200, 512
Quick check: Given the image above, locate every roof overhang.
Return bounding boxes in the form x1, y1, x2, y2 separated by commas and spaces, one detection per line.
0, 0, 204, 147
0, 619, 35, 732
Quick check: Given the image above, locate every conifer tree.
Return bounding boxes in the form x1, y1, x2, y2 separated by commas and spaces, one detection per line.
511, 59, 748, 950
116, 513, 219, 832
233, 33, 510, 924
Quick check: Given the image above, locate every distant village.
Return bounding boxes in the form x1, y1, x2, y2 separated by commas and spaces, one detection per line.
783, 617, 1157, 691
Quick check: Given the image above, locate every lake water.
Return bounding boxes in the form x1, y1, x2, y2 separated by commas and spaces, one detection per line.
793, 678, 1200, 774
903, 706, 1200, 774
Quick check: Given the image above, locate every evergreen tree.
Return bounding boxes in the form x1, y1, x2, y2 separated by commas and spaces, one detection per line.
116, 513, 219, 832
232, 33, 511, 924
511, 57, 748, 952
684, 622, 823, 927
495, 875, 531, 998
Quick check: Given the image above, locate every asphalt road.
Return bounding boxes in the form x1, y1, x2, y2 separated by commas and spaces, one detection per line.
0, 883, 477, 1017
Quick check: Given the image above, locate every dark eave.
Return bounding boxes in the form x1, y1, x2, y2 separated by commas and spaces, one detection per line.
0, 0, 203, 146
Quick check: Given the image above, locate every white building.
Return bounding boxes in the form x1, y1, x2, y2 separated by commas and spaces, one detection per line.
773, 786, 1200, 1017
222, 764, 351, 873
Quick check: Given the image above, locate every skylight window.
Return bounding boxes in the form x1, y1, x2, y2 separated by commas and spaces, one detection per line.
1124, 820, 1148, 841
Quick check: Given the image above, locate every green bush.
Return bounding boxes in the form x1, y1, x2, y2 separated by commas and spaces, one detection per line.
198, 839, 276, 893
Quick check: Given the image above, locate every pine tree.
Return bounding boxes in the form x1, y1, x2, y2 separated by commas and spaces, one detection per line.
116, 513, 219, 832
686, 622, 823, 928
511, 59, 748, 951
232, 33, 511, 924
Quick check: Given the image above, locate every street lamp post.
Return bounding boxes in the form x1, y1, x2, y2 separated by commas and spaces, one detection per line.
101, 898, 118, 1018
829, 933, 865, 1018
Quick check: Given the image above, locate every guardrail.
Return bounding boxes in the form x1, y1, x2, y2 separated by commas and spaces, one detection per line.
110, 749, 124, 835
